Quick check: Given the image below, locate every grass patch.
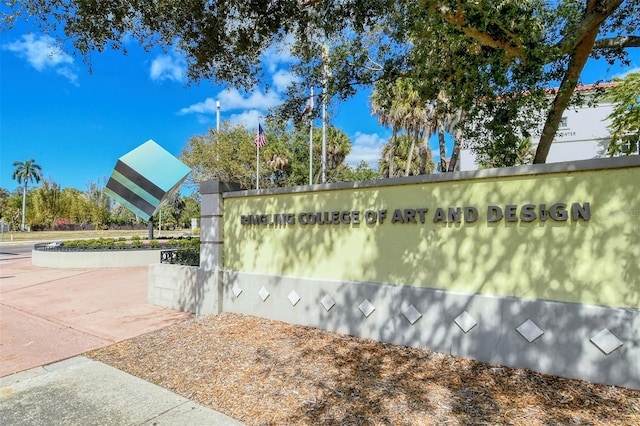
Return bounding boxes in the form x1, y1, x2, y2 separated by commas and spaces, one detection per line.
2, 229, 190, 243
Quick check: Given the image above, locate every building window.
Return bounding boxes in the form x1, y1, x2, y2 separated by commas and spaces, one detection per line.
559, 116, 568, 128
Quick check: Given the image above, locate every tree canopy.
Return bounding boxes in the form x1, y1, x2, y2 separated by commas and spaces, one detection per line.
606, 72, 640, 155
4, 0, 638, 164
179, 120, 369, 190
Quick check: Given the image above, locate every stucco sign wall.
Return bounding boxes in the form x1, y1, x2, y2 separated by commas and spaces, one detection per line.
224, 160, 638, 310
153, 157, 639, 389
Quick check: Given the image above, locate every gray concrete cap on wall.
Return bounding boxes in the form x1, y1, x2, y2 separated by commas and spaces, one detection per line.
200, 180, 242, 194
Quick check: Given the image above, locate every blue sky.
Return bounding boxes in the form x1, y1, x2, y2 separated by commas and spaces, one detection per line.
1, 20, 638, 192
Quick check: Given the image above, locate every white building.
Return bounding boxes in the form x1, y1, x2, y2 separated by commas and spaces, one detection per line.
459, 83, 638, 170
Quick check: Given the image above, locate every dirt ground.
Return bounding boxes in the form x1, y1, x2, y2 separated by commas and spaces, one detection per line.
87, 313, 640, 425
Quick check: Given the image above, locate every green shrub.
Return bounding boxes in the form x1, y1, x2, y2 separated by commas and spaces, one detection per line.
63, 240, 78, 249
182, 237, 200, 250
96, 238, 116, 249
76, 240, 91, 249
55, 236, 200, 252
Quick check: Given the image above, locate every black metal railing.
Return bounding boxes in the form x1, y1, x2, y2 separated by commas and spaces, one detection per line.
160, 249, 200, 266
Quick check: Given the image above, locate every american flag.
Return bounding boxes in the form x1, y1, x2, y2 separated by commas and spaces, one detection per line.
254, 124, 266, 149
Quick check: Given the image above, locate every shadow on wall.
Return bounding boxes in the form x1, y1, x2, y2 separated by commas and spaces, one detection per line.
219, 162, 639, 390
149, 264, 203, 314
226, 170, 638, 306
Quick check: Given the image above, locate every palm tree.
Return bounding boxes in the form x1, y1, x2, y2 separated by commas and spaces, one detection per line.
432, 90, 465, 172
373, 80, 466, 175
12, 159, 42, 231
447, 110, 466, 172
392, 79, 427, 176
379, 134, 422, 177
372, 78, 437, 177
310, 126, 351, 183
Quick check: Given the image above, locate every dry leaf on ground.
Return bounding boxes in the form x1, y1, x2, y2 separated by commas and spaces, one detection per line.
87, 313, 640, 425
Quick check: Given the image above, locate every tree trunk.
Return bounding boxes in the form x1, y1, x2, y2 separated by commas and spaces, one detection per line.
405, 133, 417, 176
448, 134, 460, 172
533, 11, 607, 163
388, 130, 396, 178
419, 131, 431, 174
21, 182, 27, 231
438, 121, 447, 172
448, 111, 466, 172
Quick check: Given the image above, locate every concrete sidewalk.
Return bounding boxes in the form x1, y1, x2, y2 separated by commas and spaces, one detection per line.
0, 251, 245, 425
0, 357, 242, 425
0, 256, 191, 376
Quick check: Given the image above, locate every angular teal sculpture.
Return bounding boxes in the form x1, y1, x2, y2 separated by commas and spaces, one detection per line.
104, 140, 191, 220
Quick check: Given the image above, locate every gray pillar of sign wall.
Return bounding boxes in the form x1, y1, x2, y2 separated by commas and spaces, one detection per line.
197, 180, 240, 315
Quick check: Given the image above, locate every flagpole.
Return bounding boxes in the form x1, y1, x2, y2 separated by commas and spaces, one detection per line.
309, 87, 314, 185
256, 128, 260, 190
322, 81, 327, 184
254, 122, 266, 190
216, 100, 220, 132
321, 38, 329, 184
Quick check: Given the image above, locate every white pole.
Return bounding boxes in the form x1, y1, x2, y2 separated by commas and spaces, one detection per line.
321, 38, 329, 184
216, 100, 220, 132
322, 82, 327, 184
309, 87, 314, 185
256, 132, 260, 190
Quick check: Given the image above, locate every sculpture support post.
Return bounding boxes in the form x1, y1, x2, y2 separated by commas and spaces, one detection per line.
148, 217, 154, 240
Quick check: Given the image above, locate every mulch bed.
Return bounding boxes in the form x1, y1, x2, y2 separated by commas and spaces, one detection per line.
86, 313, 640, 425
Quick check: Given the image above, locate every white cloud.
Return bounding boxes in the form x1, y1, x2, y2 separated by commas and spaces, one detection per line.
178, 40, 297, 123
179, 89, 281, 116
261, 35, 296, 73
227, 110, 264, 129
4, 34, 78, 84
149, 52, 186, 82
179, 98, 218, 115
345, 132, 386, 168
219, 89, 281, 110
613, 67, 640, 80
272, 69, 298, 92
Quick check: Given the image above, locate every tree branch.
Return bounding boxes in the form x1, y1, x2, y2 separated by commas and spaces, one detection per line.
425, 2, 524, 60
534, 21, 601, 163
299, 0, 325, 7
555, 0, 624, 54
593, 36, 640, 49
364, 56, 384, 71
